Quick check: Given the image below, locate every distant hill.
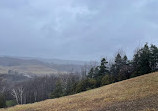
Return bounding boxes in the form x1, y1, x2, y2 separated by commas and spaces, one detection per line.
19, 57, 87, 65
0, 57, 45, 66
0, 57, 84, 75
1, 72, 158, 111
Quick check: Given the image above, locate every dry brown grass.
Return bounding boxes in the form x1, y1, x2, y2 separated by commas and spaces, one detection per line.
1, 72, 158, 111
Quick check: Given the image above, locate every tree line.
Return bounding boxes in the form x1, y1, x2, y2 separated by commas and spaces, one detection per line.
75, 43, 158, 92
0, 73, 80, 108
0, 43, 158, 108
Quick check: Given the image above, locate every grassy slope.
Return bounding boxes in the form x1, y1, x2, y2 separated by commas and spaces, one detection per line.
1, 72, 158, 111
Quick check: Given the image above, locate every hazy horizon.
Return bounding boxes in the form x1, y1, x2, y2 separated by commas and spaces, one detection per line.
0, 55, 89, 63
0, 0, 158, 61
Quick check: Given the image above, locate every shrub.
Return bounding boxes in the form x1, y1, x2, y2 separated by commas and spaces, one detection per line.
6, 100, 17, 107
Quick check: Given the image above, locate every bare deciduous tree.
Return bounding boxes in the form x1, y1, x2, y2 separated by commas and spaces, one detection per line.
11, 86, 24, 104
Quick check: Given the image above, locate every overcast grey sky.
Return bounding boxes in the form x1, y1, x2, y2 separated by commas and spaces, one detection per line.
0, 0, 158, 61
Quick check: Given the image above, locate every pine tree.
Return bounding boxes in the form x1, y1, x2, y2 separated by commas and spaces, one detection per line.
87, 68, 94, 78
150, 44, 158, 71
132, 43, 151, 75
50, 81, 63, 98
122, 55, 128, 65
115, 53, 122, 72
98, 58, 108, 77
0, 93, 6, 108
93, 66, 99, 78
110, 53, 123, 81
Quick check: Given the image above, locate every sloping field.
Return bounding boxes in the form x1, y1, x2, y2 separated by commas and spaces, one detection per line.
1, 72, 158, 111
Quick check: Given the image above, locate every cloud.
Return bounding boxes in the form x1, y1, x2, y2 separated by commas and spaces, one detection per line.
0, 0, 158, 61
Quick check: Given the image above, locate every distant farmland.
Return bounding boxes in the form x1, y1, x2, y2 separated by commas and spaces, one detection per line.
0, 57, 83, 75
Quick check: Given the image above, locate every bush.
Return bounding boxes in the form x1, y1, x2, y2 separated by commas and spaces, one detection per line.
75, 79, 97, 93
75, 79, 88, 93
6, 100, 17, 107
101, 75, 111, 86
87, 78, 97, 89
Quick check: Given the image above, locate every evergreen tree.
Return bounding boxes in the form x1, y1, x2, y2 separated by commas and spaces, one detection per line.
122, 55, 128, 65
110, 53, 131, 81
115, 53, 122, 73
87, 68, 94, 78
0, 93, 6, 108
50, 81, 63, 98
119, 55, 131, 80
132, 43, 151, 76
150, 44, 158, 71
93, 66, 99, 78
98, 58, 108, 77
110, 53, 123, 81
64, 79, 73, 95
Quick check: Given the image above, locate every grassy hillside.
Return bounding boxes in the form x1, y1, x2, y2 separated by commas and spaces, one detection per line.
1, 72, 158, 111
